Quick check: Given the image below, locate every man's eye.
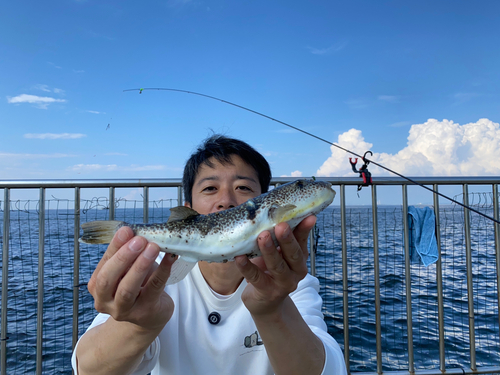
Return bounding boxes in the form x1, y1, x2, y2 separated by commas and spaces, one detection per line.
237, 186, 252, 192
202, 186, 216, 192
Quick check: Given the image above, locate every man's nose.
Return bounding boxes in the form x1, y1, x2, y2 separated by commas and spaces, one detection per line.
216, 189, 237, 211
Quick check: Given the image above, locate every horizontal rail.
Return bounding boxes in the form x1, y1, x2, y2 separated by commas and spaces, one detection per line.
2, 176, 500, 188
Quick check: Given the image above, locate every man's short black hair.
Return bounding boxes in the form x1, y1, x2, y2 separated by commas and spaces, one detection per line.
182, 134, 272, 205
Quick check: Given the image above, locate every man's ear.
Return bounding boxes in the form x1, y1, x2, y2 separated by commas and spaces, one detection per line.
184, 201, 191, 208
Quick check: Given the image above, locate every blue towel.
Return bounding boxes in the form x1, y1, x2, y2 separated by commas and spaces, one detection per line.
407, 206, 439, 266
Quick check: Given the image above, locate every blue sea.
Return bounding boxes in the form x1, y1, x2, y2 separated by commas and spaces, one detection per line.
0, 204, 499, 374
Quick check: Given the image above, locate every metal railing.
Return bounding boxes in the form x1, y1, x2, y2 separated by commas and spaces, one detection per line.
0, 177, 499, 375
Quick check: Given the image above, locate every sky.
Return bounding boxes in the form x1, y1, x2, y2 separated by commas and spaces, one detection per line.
1, 0, 500, 204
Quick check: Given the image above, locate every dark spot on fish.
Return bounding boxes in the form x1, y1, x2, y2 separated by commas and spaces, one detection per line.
185, 240, 188, 243
245, 200, 257, 220
222, 259, 228, 263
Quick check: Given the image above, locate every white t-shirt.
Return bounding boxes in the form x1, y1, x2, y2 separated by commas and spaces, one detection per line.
72, 263, 346, 375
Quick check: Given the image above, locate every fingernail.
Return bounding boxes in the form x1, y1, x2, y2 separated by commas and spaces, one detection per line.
259, 233, 273, 248
128, 237, 144, 252
143, 244, 159, 260
237, 256, 248, 266
117, 227, 129, 242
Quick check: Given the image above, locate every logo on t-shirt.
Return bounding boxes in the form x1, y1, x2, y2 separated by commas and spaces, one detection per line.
243, 331, 263, 348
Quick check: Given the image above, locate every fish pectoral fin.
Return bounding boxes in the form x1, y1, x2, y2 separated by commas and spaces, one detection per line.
269, 204, 297, 223
168, 206, 200, 222
166, 256, 197, 285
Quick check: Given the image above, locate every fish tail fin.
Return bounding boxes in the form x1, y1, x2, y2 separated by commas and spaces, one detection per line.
79, 220, 126, 244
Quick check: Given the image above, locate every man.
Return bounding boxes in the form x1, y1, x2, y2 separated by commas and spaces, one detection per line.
72, 135, 346, 375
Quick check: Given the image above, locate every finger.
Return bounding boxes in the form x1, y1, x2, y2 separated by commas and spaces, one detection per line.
114, 242, 161, 310
235, 255, 268, 288
88, 226, 134, 294
257, 231, 291, 279
142, 252, 178, 300
292, 215, 317, 256
94, 236, 147, 302
274, 222, 306, 268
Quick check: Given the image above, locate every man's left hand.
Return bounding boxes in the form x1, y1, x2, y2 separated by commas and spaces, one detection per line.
235, 215, 316, 316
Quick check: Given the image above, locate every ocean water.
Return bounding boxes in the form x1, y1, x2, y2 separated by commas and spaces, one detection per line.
0, 204, 499, 374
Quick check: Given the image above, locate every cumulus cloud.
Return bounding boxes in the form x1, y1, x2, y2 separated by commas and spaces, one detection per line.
86, 110, 102, 114
7, 94, 66, 109
317, 118, 500, 177
24, 133, 86, 139
280, 170, 303, 178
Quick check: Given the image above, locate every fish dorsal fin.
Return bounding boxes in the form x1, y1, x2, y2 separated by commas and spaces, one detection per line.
269, 204, 297, 223
166, 256, 197, 284
168, 206, 200, 222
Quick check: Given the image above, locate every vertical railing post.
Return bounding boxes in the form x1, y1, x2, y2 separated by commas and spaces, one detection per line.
72, 187, 81, 355
143, 186, 149, 224
340, 185, 350, 372
371, 185, 382, 374
1, 189, 10, 375
36, 188, 45, 375
433, 184, 446, 372
463, 184, 477, 371
109, 187, 115, 220
309, 228, 316, 277
177, 186, 183, 207
402, 185, 415, 373
494, 183, 500, 348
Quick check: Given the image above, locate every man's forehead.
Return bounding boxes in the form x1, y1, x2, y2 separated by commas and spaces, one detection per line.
194, 155, 259, 184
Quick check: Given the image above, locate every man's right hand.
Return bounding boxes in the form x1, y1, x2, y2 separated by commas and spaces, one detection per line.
87, 226, 177, 333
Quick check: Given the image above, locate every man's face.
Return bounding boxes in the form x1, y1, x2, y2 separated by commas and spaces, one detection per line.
186, 155, 262, 215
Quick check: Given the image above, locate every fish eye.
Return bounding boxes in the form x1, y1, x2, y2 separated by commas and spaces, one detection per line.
296, 180, 304, 188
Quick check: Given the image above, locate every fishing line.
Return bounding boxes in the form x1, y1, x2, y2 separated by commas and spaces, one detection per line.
123, 87, 500, 225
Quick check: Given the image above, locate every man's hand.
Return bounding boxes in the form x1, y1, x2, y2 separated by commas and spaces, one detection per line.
87, 226, 177, 333
234, 215, 316, 316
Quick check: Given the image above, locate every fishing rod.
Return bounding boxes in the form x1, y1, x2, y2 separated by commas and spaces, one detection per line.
123, 87, 500, 225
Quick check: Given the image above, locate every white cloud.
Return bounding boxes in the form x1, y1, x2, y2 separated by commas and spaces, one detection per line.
344, 98, 370, 109
33, 84, 51, 92
24, 133, 86, 139
166, 0, 193, 7
0, 152, 76, 159
32, 85, 65, 95
280, 170, 303, 178
7, 94, 66, 109
378, 95, 399, 103
389, 121, 411, 128
307, 41, 348, 55
452, 92, 480, 106
47, 62, 62, 69
69, 164, 166, 172
317, 118, 500, 177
